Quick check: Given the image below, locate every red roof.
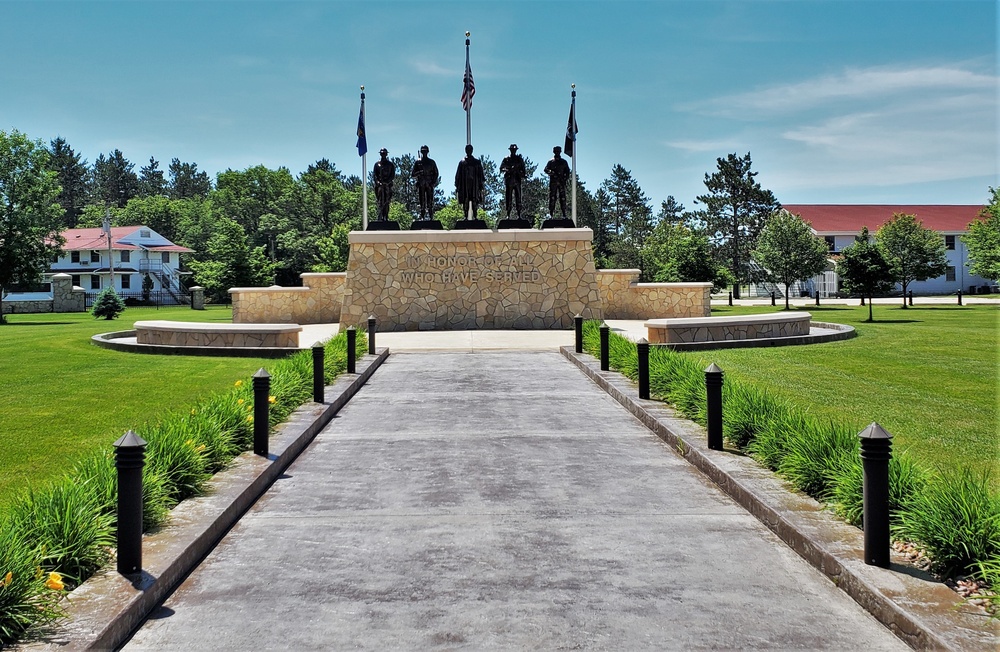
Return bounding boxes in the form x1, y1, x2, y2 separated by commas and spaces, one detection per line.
783, 205, 985, 234
59, 227, 193, 253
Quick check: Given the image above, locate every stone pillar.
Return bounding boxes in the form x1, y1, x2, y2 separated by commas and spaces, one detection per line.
52, 274, 85, 313
190, 286, 205, 310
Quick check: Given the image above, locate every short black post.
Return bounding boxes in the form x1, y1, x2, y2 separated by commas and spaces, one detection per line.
727, 291, 733, 307
346, 327, 357, 374
859, 422, 893, 568
770, 291, 775, 306
815, 290, 821, 306
574, 314, 583, 354
705, 364, 724, 450
367, 315, 376, 354
957, 290, 962, 306
908, 290, 914, 306
312, 342, 325, 404
253, 368, 270, 457
861, 295, 865, 306
114, 430, 147, 576
637, 338, 650, 400
599, 322, 610, 371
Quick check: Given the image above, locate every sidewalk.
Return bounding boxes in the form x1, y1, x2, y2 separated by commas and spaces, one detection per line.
124, 352, 907, 650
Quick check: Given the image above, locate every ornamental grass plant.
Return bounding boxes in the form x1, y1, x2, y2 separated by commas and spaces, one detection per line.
580, 320, 1000, 605
0, 331, 366, 645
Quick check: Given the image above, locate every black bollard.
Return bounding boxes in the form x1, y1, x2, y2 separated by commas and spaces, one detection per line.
599, 322, 610, 371
574, 314, 583, 354
859, 422, 893, 568
346, 327, 356, 374
637, 338, 650, 400
861, 295, 865, 306
770, 291, 775, 306
728, 291, 733, 307
253, 368, 270, 457
312, 342, 325, 404
114, 430, 147, 576
705, 364, 724, 450
367, 315, 376, 354
815, 290, 821, 306
908, 290, 913, 306
957, 290, 962, 306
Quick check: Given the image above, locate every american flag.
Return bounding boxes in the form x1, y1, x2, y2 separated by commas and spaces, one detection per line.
461, 49, 475, 111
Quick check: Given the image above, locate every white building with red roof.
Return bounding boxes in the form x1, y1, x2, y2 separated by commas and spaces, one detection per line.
782, 205, 992, 296
49, 225, 194, 304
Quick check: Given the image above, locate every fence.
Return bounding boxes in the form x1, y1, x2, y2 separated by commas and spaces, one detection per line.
85, 290, 190, 309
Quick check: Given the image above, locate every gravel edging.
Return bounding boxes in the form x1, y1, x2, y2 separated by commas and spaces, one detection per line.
561, 346, 998, 652
22, 348, 390, 652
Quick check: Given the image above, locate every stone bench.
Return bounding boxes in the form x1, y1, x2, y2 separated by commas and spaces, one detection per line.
644, 312, 812, 344
134, 320, 302, 349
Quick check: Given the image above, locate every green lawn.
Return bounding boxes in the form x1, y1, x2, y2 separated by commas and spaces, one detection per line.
0, 306, 276, 505
694, 303, 999, 481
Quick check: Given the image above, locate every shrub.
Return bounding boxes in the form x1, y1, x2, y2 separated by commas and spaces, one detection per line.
91, 287, 125, 320
0, 526, 64, 645
777, 417, 859, 499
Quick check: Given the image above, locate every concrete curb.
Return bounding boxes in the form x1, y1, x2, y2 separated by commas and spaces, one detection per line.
561, 346, 997, 652
25, 348, 390, 652
91, 330, 300, 358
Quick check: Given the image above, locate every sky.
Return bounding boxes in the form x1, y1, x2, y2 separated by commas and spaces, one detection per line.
1, 0, 996, 212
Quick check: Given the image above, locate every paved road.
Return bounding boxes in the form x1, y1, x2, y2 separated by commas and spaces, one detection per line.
126, 352, 907, 650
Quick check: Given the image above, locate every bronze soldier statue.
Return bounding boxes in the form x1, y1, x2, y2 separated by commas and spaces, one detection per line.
499, 143, 526, 219
455, 144, 485, 219
410, 145, 439, 220
372, 148, 395, 222
544, 145, 571, 218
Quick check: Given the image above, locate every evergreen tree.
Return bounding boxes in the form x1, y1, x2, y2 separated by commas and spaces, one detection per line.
47, 137, 89, 227
91, 149, 139, 207
91, 287, 125, 320
600, 165, 654, 273
752, 210, 830, 309
693, 152, 779, 298
138, 157, 167, 197
837, 227, 895, 321
875, 213, 948, 306
168, 158, 212, 199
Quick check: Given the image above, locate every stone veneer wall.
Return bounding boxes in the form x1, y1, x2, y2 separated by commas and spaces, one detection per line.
339, 229, 603, 331
231, 273, 345, 324
595, 270, 711, 320
2, 274, 85, 315
647, 313, 811, 344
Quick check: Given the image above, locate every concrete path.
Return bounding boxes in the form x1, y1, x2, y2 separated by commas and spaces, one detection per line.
125, 352, 907, 650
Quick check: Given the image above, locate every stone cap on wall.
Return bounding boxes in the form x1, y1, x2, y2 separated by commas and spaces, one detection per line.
634, 282, 714, 289
135, 320, 302, 333
229, 286, 313, 295
348, 228, 593, 244
595, 269, 641, 275
645, 311, 812, 328
300, 272, 346, 280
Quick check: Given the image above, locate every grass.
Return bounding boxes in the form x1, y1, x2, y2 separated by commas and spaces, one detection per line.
695, 304, 999, 483
0, 306, 276, 506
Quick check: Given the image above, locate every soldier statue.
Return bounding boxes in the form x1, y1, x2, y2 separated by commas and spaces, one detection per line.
499, 143, 526, 219
455, 144, 485, 219
544, 145, 571, 218
372, 148, 395, 222
410, 145, 439, 220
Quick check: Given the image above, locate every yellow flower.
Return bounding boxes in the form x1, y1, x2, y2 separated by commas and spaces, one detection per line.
268, 396, 276, 404
185, 439, 194, 446
195, 444, 206, 453
246, 416, 253, 423
190, 408, 197, 416
45, 572, 64, 591
1, 571, 12, 587
234, 380, 243, 388
237, 398, 244, 405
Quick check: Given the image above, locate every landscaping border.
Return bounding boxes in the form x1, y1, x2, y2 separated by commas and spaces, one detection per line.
561, 346, 996, 652
24, 348, 389, 652
91, 330, 300, 358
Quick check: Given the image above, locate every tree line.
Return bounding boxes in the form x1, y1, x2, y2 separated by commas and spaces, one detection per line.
2, 128, 998, 319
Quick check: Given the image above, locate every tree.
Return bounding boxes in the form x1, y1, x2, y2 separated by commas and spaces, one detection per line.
963, 187, 1000, 282
187, 217, 276, 302
91, 149, 139, 207
640, 221, 729, 289
875, 213, 948, 307
91, 287, 124, 320
837, 227, 895, 321
752, 210, 830, 309
48, 137, 89, 227
0, 130, 65, 323
168, 158, 212, 199
600, 165, 655, 273
694, 152, 780, 298
138, 157, 167, 197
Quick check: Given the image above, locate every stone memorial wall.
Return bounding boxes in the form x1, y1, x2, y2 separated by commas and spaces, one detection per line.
231, 273, 345, 324
595, 270, 711, 320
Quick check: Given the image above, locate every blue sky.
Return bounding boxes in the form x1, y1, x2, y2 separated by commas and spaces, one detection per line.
2, 1, 996, 211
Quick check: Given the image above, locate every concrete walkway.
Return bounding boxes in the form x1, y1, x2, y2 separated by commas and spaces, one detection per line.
125, 352, 907, 650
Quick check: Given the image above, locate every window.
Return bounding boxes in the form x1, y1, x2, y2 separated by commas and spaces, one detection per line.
945, 235, 956, 250
824, 236, 836, 252
90, 275, 101, 290
121, 274, 131, 289
90, 251, 101, 263
120, 250, 130, 263
71, 251, 80, 263
946, 266, 956, 282
71, 275, 81, 286
140, 229, 151, 238
161, 252, 171, 264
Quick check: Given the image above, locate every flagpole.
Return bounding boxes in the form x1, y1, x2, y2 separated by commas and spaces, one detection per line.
465, 31, 472, 147
570, 84, 577, 227
360, 86, 368, 231
104, 206, 115, 292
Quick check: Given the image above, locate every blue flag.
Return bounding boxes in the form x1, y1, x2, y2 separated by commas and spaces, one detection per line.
356, 102, 367, 157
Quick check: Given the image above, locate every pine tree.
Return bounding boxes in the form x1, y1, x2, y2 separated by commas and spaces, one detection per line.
139, 157, 167, 197
91, 287, 125, 320
91, 150, 139, 207
48, 137, 89, 227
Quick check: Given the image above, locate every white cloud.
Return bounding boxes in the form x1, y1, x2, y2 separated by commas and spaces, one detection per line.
409, 59, 453, 77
